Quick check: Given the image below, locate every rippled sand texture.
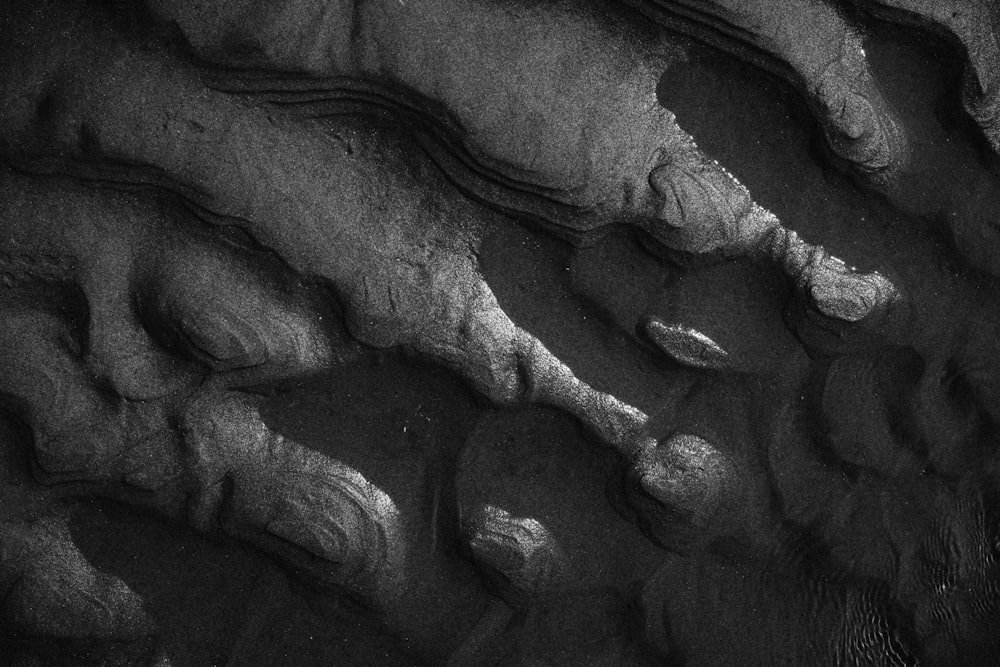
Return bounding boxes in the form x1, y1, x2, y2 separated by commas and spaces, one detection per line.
2, 0, 1000, 664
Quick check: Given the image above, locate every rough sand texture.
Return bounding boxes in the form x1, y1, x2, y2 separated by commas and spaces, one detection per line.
2, 0, 1000, 664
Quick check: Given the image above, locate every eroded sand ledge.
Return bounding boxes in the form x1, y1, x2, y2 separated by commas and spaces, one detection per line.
1, 0, 1000, 664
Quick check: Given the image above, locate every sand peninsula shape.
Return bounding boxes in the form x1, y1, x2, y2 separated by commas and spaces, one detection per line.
0, 172, 406, 596
0, 168, 341, 476
140, 0, 901, 328
0, 509, 163, 664
144, 0, 694, 231
628, 0, 909, 182
4, 0, 999, 662
0, 8, 917, 656
0, 0, 651, 455
850, 0, 1000, 155
0, 166, 671, 667
179, 391, 407, 603
0, 171, 506, 660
